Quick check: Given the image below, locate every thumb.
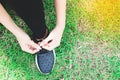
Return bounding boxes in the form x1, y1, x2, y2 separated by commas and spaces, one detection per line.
31, 41, 40, 50
42, 36, 52, 46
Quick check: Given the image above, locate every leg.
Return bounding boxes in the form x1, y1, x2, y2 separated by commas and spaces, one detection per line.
8, 0, 48, 40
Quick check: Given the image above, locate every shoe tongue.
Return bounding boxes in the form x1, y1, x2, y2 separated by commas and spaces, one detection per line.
39, 48, 49, 54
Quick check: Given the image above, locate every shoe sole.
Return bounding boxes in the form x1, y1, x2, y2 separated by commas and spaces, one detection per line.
35, 49, 56, 74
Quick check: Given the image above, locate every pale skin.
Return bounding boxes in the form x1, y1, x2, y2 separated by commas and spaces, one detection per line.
0, 0, 66, 54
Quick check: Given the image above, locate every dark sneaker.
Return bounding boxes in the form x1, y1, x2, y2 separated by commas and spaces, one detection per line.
35, 48, 56, 74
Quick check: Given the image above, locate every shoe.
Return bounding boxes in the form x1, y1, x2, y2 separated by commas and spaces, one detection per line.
33, 29, 55, 74
35, 48, 56, 74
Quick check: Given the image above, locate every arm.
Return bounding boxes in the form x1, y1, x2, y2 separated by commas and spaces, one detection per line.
0, 3, 40, 53
55, 0, 66, 32
41, 0, 66, 50
0, 3, 25, 37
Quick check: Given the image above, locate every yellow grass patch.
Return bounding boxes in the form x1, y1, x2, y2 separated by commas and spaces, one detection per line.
75, 0, 120, 41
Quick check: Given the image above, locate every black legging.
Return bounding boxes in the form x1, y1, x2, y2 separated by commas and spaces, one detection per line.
1, 0, 48, 40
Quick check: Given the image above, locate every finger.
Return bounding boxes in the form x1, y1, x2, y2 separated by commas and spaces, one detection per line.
28, 45, 40, 54
44, 36, 53, 45
41, 40, 53, 48
29, 46, 40, 52
48, 39, 53, 44
31, 41, 41, 50
38, 42, 41, 45
31, 49, 39, 53
42, 45, 53, 51
23, 48, 36, 54
40, 40, 44, 47
21, 44, 40, 54
27, 42, 41, 54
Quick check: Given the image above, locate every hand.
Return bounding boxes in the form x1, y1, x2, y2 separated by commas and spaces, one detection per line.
40, 26, 64, 50
0, 4, 40, 54
16, 32, 40, 54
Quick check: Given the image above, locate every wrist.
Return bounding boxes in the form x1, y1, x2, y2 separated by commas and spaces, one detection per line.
55, 25, 65, 35
56, 20, 65, 26
13, 26, 27, 39
56, 23, 65, 29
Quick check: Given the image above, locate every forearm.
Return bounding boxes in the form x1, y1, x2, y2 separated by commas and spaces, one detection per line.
0, 3, 25, 37
54, 0, 66, 31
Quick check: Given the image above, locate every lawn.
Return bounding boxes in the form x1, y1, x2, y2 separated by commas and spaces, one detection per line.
0, 0, 120, 80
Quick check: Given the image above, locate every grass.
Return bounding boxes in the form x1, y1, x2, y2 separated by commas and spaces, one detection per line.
0, 0, 120, 80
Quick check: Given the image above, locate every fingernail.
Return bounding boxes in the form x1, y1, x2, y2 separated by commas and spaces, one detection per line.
48, 40, 52, 43
40, 46, 43, 49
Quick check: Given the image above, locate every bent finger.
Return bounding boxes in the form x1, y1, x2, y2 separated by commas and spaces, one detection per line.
30, 41, 41, 50
42, 45, 53, 51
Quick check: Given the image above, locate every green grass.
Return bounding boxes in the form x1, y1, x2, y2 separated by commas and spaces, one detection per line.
0, 0, 120, 80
